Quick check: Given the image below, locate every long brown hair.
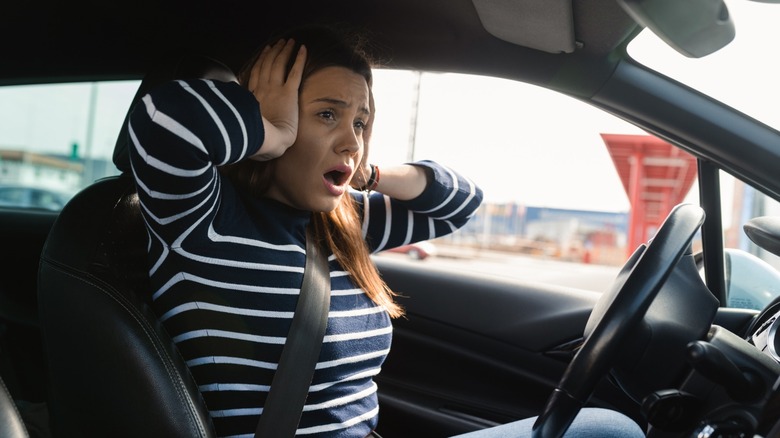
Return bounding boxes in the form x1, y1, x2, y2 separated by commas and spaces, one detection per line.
221, 25, 403, 317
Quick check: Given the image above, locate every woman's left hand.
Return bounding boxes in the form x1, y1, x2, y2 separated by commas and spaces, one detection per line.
351, 89, 375, 190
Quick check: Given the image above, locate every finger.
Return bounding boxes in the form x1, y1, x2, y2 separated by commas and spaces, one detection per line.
247, 45, 270, 93
362, 89, 375, 146
270, 39, 296, 84
366, 89, 375, 127
259, 39, 286, 84
284, 45, 307, 90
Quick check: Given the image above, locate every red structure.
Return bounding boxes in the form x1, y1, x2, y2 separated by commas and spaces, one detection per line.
601, 134, 697, 255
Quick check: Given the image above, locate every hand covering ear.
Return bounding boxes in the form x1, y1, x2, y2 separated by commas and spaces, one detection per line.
247, 39, 307, 160
352, 87, 375, 189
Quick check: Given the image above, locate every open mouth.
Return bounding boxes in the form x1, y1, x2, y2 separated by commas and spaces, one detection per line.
323, 168, 351, 187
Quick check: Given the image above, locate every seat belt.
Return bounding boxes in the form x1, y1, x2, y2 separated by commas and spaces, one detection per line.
255, 225, 331, 438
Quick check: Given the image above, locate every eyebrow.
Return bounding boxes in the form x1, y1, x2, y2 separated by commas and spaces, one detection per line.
311, 97, 370, 116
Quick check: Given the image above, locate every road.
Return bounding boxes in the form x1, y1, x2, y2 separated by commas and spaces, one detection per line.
376, 245, 622, 292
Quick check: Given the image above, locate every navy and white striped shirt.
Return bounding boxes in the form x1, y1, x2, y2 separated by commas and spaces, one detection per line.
128, 78, 482, 437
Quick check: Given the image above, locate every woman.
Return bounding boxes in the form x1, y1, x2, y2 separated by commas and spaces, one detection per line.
128, 26, 642, 437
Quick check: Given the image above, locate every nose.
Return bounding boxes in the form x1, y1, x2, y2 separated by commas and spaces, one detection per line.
335, 124, 361, 156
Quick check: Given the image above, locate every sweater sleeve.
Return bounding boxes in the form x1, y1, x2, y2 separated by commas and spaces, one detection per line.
127, 79, 263, 239
354, 160, 483, 253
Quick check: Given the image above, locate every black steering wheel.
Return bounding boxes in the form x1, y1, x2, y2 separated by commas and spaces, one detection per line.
531, 203, 705, 438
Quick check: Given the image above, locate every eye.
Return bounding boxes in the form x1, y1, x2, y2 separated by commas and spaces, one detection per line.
318, 110, 336, 121
354, 120, 367, 130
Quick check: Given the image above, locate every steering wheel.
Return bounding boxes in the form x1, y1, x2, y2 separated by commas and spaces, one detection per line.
531, 203, 705, 438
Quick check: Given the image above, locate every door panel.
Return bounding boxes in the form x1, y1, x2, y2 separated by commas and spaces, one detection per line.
374, 257, 639, 436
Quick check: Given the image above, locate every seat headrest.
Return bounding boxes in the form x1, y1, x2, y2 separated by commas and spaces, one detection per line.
113, 52, 238, 173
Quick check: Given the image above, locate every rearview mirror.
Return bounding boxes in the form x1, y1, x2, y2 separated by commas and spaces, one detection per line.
618, 0, 735, 58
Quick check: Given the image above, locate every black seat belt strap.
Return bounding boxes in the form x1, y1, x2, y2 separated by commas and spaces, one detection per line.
254, 225, 331, 437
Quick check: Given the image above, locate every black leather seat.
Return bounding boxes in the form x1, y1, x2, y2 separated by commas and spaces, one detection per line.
37, 53, 237, 438
0, 373, 29, 438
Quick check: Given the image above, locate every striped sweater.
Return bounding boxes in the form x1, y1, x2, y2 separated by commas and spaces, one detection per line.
128, 78, 482, 437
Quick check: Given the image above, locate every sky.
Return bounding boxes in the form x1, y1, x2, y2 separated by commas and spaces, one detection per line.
1, 0, 777, 213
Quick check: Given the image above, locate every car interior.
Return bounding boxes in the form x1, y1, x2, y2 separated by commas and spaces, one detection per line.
5, 0, 780, 437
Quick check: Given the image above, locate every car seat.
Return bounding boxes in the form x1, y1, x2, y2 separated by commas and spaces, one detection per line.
0, 371, 29, 437
37, 52, 237, 438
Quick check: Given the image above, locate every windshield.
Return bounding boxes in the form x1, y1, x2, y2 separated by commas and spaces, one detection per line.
627, 0, 780, 131
627, 0, 780, 304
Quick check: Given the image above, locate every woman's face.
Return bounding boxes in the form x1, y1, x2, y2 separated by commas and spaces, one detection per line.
265, 66, 369, 212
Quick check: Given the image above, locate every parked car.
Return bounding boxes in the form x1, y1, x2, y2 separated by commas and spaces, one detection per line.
0, 185, 72, 211
3, 1, 780, 437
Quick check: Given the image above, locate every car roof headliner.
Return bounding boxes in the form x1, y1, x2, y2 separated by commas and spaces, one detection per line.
4, 0, 639, 96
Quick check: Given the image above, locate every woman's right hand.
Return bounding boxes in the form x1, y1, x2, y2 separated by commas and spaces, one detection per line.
247, 39, 307, 160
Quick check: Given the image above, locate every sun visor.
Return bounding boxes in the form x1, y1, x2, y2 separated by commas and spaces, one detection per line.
472, 0, 576, 54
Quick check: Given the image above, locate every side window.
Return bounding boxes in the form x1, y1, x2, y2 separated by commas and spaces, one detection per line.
720, 173, 780, 310
368, 68, 780, 305
0, 81, 139, 210
371, 70, 699, 292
